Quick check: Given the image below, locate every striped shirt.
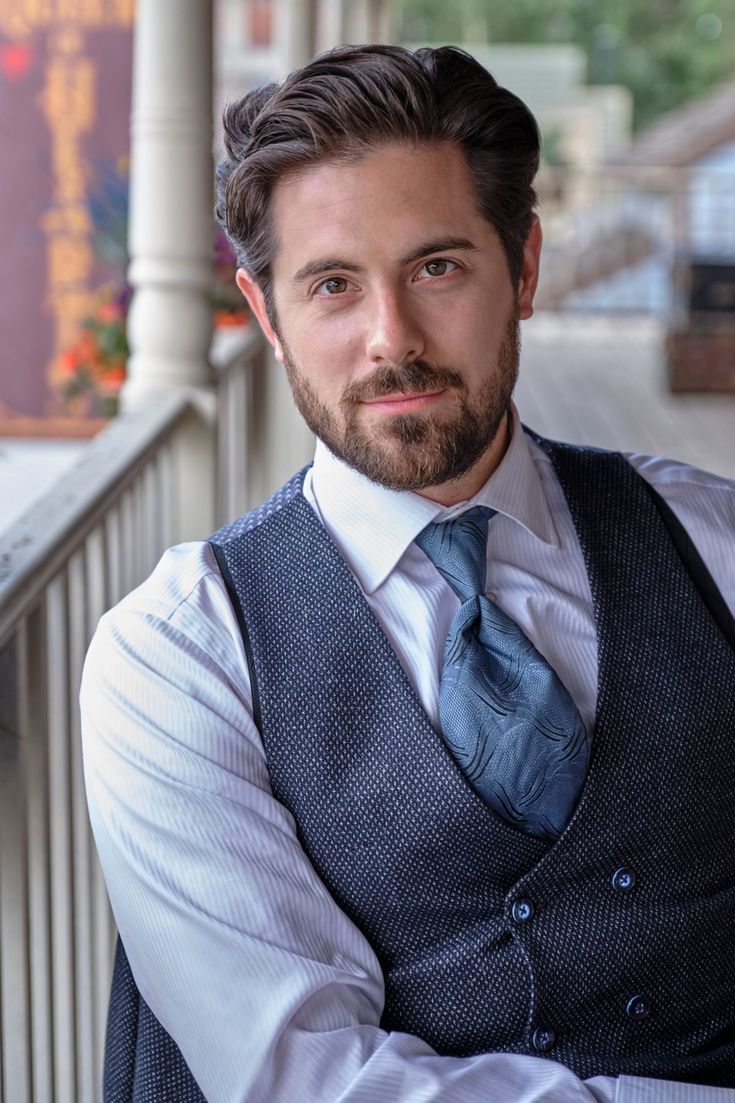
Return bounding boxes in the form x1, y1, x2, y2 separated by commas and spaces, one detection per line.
81, 408, 735, 1103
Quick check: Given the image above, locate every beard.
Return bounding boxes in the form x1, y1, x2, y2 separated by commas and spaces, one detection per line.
280, 310, 520, 493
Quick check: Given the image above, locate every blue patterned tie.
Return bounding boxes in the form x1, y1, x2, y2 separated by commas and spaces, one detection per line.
416, 506, 588, 841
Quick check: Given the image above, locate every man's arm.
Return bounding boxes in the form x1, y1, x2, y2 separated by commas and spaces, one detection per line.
80, 543, 729, 1103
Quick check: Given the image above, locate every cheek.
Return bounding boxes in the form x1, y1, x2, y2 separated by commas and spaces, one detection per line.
296, 313, 364, 379
426, 294, 500, 358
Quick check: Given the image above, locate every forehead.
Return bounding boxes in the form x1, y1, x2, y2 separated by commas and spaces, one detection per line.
269, 141, 492, 277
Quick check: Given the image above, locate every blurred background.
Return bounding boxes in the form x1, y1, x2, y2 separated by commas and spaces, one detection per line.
1, 0, 734, 525
0, 2, 733, 1101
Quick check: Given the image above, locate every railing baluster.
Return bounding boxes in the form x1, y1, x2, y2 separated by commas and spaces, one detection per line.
132, 475, 147, 584
67, 549, 96, 1103
85, 525, 115, 1095
0, 334, 265, 1101
20, 604, 54, 1103
46, 574, 76, 1103
0, 631, 32, 1103
227, 364, 249, 520
216, 372, 229, 527
119, 489, 136, 599
157, 443, 176, 550
104, 505, 123, 611
142, 459, 158, 577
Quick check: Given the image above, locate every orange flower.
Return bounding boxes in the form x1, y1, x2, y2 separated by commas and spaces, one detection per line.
98, 368, 126, 395
97, 301, 122, 323
105, 364, 126, 384
77, 333, 99, 363
214, 309, 249, 328
56, 349, 81, 378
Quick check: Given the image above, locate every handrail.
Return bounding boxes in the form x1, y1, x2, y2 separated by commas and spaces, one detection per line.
210, 317, 261, 377
0, 333, 264, 1103
0, 391, 190, 648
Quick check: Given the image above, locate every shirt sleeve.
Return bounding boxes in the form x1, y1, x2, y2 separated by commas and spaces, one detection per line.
80, 542, 730, 1103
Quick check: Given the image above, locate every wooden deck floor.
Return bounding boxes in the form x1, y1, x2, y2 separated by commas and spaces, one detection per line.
516, 312, 735, 480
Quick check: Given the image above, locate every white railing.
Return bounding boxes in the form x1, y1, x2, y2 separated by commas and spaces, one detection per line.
536, 163, 735, 313
214, 324, 272, 525
0, 326, 265, 1103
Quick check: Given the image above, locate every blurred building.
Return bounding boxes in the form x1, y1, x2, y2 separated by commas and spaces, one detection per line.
552, 76, 735, 370
216, 0, 393, 113
0, 10, 733, 1103
405, 41, 633, 170
471, 43, 632, 169
0, 0, 393, 438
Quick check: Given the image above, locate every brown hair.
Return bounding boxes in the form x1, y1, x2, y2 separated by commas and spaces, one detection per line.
215, 44, 540, 321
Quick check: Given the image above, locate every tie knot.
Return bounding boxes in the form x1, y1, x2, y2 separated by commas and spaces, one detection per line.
415, 505, 495, 603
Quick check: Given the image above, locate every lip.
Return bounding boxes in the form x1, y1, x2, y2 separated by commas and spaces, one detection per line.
361, 389, 447, 414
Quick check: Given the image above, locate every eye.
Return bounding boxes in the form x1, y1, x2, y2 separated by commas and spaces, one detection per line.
416, 258, 458, 280
315, 276, 351, 296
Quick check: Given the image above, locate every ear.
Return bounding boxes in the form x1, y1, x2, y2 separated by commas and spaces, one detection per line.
517, 216, 542, 321
236, 268, 284, 363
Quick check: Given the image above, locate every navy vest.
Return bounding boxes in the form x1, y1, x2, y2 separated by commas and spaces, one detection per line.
103, 436, 735, 1100
210, 436, 735, 1086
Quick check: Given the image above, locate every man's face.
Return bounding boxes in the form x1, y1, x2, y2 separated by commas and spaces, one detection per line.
239, 141, 540, 498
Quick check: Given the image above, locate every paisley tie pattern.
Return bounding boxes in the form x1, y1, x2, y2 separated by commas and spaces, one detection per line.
416, 506, 588, 841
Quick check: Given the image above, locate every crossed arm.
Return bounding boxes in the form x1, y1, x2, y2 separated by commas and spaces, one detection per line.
80, 542, 730, 1103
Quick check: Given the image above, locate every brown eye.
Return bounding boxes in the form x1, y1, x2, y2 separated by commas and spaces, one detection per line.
319, 277, 349, 295
418, 258, 457, 280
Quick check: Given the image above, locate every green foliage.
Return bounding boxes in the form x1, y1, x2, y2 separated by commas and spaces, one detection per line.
398, 0, 735, 129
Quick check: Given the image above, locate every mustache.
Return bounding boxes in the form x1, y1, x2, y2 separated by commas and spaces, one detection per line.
341, 360, 465, 405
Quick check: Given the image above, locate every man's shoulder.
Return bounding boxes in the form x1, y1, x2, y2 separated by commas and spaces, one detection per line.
524, 428, 734, 576
626, 452, 735, 568
84, 539, 250, 708
99, 465, 314, 643
107, 541, 224, 626
525, 426, 735, 508
89, 541, 241, 677
625, 451, 735, 500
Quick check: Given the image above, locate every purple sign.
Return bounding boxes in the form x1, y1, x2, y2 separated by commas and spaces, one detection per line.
0, 1, 134, 434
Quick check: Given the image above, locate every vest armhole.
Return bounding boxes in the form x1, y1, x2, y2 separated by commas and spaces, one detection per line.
209, 541, 263, 733
524, 424, 735, 654
639, 476, 735, 652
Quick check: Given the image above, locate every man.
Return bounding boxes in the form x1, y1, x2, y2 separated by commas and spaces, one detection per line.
81, 44, 735, 1103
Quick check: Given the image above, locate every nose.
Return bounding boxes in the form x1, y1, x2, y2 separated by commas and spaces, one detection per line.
366, 287, 425, 366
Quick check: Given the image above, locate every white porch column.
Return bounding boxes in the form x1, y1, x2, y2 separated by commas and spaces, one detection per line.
375, 0, 395, 44
343, 0, 394, 44
122, 0, 214, 406
317, 0, 346, 51
276, 0, 316, 72
122, 0, 216, 539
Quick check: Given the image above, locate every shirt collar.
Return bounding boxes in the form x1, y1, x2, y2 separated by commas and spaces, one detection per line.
310, 404, 560, 595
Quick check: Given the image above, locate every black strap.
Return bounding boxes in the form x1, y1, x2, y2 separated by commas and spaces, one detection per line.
524, 426, 735, 653
642, 478, 735, 652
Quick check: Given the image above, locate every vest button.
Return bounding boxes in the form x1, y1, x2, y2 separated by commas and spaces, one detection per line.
611, 866, 636, 893
626, 995, 651, 1020
532, 1027, 556, 1053
511, 898, 535, 923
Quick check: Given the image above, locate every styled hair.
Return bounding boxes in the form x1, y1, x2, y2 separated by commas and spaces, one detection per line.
215, 44, 540, 320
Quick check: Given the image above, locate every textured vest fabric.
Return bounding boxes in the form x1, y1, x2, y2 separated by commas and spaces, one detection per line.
104, 937, 206, 1103
209, 437, 735, 1087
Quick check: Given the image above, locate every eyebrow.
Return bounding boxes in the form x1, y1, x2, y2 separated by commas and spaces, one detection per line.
399, 237, 478, 266
292, 258, 364, 284
291, 237, 478, 285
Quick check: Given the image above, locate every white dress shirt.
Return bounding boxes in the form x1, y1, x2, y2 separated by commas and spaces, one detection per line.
81, 409, 735, 1103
